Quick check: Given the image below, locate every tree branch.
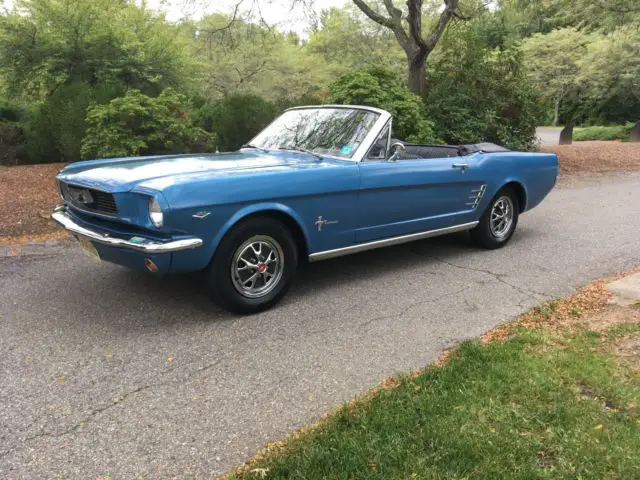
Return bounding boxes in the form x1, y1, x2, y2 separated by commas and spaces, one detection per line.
351, 0, 395, 29
406, 0, 426, 51
352, 0, 409, 51
197, 1, 242, 35
424, 0, 459, 51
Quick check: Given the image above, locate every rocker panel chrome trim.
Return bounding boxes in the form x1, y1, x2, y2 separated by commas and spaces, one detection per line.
308, 221, 479, 262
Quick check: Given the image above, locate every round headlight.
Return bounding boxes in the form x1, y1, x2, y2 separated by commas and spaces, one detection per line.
149, 197, 164, 227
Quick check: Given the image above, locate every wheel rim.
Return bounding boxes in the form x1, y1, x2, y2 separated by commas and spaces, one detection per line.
231, 235, 284, 298
489, 195, 515, 240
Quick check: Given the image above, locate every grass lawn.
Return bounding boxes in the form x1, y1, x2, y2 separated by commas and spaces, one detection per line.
230, 309, 640, 479
574, 124, 633, 142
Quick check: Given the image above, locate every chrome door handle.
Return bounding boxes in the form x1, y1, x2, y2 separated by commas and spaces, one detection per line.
452, 163, 469, 172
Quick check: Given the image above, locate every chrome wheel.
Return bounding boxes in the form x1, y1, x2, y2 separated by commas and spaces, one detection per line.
231, 235, 284, 298
490, 195, 515, 239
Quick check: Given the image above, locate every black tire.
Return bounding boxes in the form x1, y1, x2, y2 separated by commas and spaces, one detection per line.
208, 217, 298, 314
470, 187, 519, 249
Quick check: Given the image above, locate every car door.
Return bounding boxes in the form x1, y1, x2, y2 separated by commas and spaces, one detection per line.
356, 146, 487, 243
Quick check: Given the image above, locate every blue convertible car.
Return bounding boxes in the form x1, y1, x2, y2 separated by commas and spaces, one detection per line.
53, 105, 558, 313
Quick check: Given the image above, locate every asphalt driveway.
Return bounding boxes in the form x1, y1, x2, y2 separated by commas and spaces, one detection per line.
1, 174, 640, 479
536, 126, 562, 145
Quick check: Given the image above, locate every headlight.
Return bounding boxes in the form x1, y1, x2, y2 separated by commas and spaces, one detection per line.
149, 197, 164, 227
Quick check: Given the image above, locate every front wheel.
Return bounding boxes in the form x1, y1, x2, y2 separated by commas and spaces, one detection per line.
470, 188, 519, 249
208, 217, 298, 314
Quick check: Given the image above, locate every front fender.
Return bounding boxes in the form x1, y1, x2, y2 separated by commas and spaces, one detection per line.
208, 202, 313, 261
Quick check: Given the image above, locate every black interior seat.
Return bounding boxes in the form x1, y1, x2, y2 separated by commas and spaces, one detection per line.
391, 138, 510, 160
402, 144, 461, 159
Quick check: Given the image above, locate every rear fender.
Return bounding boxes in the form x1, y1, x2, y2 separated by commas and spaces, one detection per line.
481, 178, 528, 214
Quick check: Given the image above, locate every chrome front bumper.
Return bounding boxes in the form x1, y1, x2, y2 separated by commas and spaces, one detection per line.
51, 205, 203, 253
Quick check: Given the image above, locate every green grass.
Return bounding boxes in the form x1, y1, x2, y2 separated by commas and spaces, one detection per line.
574, 124, 634, 142
234, 326, 640, 480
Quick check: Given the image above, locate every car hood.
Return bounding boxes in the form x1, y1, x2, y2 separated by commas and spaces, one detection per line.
57, 151, 330, 193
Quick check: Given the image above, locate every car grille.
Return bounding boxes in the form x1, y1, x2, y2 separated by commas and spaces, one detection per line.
59, 182, 118, 216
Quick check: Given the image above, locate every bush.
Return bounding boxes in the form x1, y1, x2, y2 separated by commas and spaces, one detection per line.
25, 82, 94, 163
0, 100, 28, 165
328, 68, 438, 144
426, 24, 542, 150
574, 124, 633, 141
81, 88, 213, 159
195, 94, 279, 151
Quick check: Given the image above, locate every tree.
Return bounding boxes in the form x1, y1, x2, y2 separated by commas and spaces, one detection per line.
186, 13, 331, 101
349, 0, 465, 95
578, 25, 640, 123
306, 6, 405, 74
425, 16, 541, 149
521, 28, 593, 126
0, 0, 195, 100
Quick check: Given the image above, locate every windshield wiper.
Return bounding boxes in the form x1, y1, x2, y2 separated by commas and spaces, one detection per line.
240, 143, 269, 153
277, 145, 323, 160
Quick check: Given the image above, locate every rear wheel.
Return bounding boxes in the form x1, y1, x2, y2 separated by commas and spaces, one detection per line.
470, 187, 519, 249
208, 217, 298, 314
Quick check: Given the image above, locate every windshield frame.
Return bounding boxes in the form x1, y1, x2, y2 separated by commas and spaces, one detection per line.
247, 105, 392, 162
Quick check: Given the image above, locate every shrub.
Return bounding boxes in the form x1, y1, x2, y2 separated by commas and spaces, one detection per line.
574, 124, 633, 141
0, 100, 28, 165
426, 26, 542, 150
328, 68, 438, 144
195, 94, 279, 151
26, 82, 94, 163
81, 88, 213, 159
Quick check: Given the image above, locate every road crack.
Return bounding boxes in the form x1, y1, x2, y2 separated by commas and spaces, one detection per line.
359, 285, 471, 328
408, 248, 554, 300
19, 358, 223, 445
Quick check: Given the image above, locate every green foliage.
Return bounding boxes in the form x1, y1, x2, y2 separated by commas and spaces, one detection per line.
498, 0, 640, 39
574, 124, 634, 141
521, 28, 593, 125
0, 100, 28, 165
195, 94, 278, 152
306, 7, 405, 74
577, 26, 640, 124
26, 82, 93, 163
188, 14, 331, 102
426, 22, 541, 150
81, 89, 212, 159
0, 0, 195, 100
230, 326, 640, 479
328, 68, 437, 143
0, 0, 635, 164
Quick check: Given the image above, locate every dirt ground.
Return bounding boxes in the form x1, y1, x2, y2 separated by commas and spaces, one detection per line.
541, 141, 640, 176
1, 141, 640, 243
0, 163, 64, 243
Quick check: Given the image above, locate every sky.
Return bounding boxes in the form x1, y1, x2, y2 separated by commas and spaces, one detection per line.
146, 0, 348, 33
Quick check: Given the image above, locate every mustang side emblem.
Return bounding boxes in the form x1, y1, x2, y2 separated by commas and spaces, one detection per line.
193, 211, 211, 219
314, 216, 339, 232
71, 188, 94, 205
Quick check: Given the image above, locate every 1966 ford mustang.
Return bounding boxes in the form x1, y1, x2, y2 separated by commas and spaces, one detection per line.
52, 105, 558, 313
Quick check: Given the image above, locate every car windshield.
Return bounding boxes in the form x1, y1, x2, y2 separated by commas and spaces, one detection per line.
249, 107, 380, 159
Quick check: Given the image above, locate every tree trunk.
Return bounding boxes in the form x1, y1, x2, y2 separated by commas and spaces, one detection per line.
559, 124, 573, 145
407, 53, 426, 96
629, 121, 640, 142
552, 96, 561, 127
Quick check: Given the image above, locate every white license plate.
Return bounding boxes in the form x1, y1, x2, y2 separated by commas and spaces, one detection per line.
78, 237, 100, 260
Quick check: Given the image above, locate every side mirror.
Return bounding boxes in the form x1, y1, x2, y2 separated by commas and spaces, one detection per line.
388, 142, 406, 162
